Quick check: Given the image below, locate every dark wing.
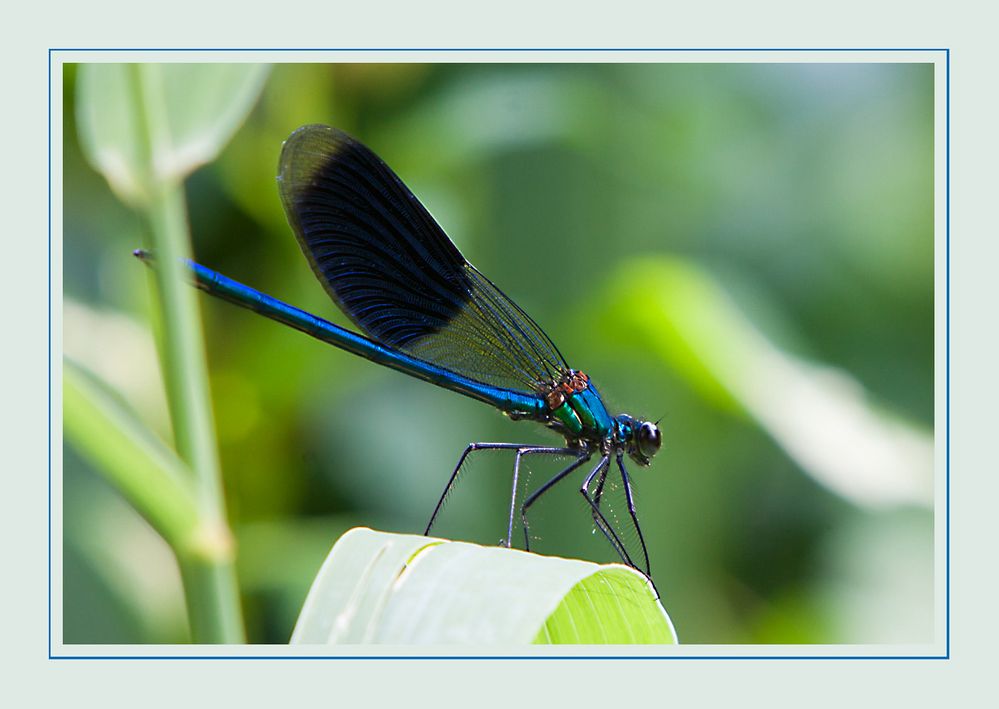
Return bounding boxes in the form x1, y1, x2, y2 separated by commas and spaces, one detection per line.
277, 124, 568, 394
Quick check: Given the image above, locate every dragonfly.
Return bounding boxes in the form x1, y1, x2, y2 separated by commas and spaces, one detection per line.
136, 124, 664, 576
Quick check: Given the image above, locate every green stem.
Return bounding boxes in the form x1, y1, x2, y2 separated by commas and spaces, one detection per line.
145, 184, 222, 493
130, 64, 245, 643
177, 559, 245, 643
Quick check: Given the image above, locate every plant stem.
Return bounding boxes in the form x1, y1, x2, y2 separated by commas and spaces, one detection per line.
145, 184, 222, 495
177, 558, 245, 643
131, 64, 245, 643
145, 185, 245, 643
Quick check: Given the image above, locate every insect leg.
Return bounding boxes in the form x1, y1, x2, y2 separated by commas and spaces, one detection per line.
509, 446, 583, 548
581, 455, 638, 570
518, 452, 591, 552
615, 452, 651, 577
425, 443, 528, 536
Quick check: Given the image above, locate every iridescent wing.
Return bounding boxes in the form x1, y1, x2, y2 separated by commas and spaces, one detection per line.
278, 124, 569, 394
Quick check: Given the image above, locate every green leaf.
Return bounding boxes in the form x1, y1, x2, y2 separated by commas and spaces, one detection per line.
291, 528, 676, 645
63, 359, 204, 555
534, 566, 677, 644
76, 63, 269, 205
595, 256, 933, 508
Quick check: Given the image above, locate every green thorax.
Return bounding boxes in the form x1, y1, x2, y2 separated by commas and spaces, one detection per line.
549, 378, 614, 439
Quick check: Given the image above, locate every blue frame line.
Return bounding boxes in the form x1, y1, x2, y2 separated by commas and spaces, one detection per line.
49, 654, 948, 661
945, 48, 951, 658
47, 48, 53, 661
50, 47, 949, 52
49, 47, 950, 661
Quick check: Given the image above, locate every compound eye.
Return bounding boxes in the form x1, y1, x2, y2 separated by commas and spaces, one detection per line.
637, 421, 662, 460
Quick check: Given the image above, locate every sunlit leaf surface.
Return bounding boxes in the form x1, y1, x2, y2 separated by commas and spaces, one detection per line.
292, 528, 676, 645
76, 63, 269, 204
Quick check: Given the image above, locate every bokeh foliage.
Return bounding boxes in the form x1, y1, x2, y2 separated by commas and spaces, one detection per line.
62, 62, 935, 644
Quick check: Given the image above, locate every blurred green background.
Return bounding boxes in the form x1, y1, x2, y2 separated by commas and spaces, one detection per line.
62, 62, 935, 644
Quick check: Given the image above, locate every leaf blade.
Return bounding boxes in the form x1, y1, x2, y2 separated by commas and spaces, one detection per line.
76, 63, 270, 205
291, 528, 677, 645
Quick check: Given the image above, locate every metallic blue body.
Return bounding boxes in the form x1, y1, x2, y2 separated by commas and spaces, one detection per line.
186, 260, 547, 420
